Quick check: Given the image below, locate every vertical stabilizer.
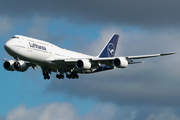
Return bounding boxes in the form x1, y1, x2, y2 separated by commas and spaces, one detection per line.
98, 34, 119, 58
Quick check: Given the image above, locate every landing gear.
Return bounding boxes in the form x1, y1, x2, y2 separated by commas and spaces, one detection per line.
56, 74, 64, 79
56, 71, 64, 79
66, 71, 79, 79
56, 70, 79, 79
13, 57, 20, 69
43, 69, 50, 80
42, 69, 79, 80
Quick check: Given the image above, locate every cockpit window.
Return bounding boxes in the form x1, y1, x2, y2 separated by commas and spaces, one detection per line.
12, 36, 19, 39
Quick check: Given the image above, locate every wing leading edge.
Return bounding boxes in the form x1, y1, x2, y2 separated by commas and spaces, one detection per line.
127, 52, 176, 59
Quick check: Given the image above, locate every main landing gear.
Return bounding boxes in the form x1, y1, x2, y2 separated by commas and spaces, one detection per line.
43, 69, 50, 80
56, 71, 79, 79
66, 71, 79, 79
56, 72, 64, 79
43, 69, 79, 80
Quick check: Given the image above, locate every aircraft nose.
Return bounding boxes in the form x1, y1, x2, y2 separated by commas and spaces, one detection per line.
4, 40, 12, 52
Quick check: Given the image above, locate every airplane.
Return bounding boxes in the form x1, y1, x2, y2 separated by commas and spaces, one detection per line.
3, 34, 176, 80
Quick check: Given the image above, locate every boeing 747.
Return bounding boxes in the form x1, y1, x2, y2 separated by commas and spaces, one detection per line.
3, 34, 176, 79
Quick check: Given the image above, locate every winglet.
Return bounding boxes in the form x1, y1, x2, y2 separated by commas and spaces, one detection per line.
98, 34, 119, 58
160, 52, 177, 56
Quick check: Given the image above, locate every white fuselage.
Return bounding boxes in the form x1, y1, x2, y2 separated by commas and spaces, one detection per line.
5, 35, 94, 71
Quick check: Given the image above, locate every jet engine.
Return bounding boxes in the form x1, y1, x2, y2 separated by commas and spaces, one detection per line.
113, 57, 128, 68
3, 60, 15, 71
13, 61, 29, 72
76, 59, 92, 70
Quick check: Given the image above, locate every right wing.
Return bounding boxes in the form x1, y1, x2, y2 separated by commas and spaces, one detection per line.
127, 52, 177, 59
50, 52, 177, 65
126, 52, 177, 64
48, 52, 176, 72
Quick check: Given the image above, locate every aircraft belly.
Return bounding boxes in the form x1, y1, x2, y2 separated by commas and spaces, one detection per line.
49, 62, 94, 73
50, 62, 74, 71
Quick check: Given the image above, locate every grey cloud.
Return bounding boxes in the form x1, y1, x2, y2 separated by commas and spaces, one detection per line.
1, 0, 180, 27
23, 17, 66, 45
0, 16, 14, 37
145, 109, 180, 120
48, 68, 180, 107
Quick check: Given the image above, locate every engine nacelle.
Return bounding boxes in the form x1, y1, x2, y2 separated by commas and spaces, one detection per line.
113, 57, 128, 68
3, 60, 15, 71
13, 61, 28, 72
76, 59, 92, 70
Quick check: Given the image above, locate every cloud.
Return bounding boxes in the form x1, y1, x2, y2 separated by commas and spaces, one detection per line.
5, 103, 77, 120
24, 17, 50, 38
0, 16, 13, 36
146, 108, 179, 120
4, 102, 117, 120
84, 27, 123, 56
3, 102, 180, 120
0, 0, 180, 27
22, 16, 68, 46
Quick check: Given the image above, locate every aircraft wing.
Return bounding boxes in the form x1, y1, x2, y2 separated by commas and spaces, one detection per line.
92, 52, 176, 61
51, 52, 176, 65
49, 52, 176, 72
126, 52, 176, 59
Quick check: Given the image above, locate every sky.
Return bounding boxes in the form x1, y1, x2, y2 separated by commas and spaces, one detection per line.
1, 0, 180, 120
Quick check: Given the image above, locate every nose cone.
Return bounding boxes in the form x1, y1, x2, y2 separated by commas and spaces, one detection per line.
4, 39, 18, 57
4, 39, 14, 53
4, 40, 12, 52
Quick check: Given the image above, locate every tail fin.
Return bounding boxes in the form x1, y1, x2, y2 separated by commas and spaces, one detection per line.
98, 34, 119, 58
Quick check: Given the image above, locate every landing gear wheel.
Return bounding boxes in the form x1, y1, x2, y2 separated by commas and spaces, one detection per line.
56, 72, 64, 79
66, 71, 79, 79
43, 69, 51, 80
75, 75, 79, 79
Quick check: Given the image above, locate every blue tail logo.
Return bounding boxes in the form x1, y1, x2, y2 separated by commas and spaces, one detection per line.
98, 34, 119, 58
107, 43, 115, 57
